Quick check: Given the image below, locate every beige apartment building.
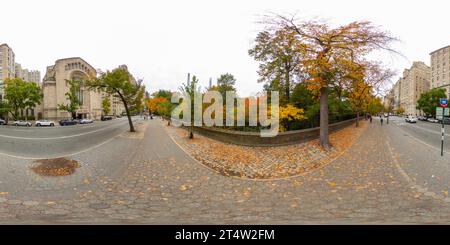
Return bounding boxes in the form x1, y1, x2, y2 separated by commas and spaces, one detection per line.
0, 43, 42, 119
399, 61, 431, 116
41, 57, 103, 120
392, 80, 401, 111
15, 63, 41, 84
0, 43, 16, 101
430, 45, 450, 97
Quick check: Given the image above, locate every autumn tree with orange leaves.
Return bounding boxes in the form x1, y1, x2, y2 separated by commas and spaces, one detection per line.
346, 62, 395, 127
253, 14, 399, 149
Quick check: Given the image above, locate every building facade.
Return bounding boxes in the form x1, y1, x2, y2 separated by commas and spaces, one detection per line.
0, 43, 16, 101
41, 57, 103, 120
15, 63, 41, 84
430, 45, 450, 97
399, 61, 431, 116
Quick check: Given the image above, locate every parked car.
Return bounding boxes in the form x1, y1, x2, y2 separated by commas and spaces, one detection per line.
442, 118, 450, 125
0, 119, 6, 125
405, 116, 418, 123
427, 118, 439, 123
101, 116, 113, 121
13, 120, 32, 127
418, 116, 427, 121
59, 119, 78, 126
35, 120, 55, 127
80, 119, 94, 124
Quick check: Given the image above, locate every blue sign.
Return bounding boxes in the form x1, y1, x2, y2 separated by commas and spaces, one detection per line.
440, 98, 448, 108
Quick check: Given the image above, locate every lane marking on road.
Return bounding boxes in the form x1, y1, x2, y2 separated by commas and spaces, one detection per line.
395, 121, 450, 137
391, 122, 450, 155
12, 129, 35, 132
386, 137, 450, 203
0, 120, 136, 140
0, 121, 144, 160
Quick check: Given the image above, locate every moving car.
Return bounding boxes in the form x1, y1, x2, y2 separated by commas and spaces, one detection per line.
35, 120, 55, 127
80, 119, 94, 124
101, 116, 113, 121
405, 116, 418, 123
13, 120, 32, 127
0, 119, 6, 125
427, 118, 439, 123
59, 119, 78, 126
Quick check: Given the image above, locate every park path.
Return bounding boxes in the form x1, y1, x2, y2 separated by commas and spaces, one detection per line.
1, 118, 450, 224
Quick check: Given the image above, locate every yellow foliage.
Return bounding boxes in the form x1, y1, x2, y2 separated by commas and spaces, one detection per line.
279, 104, 307, 132
280, 104, 306, 121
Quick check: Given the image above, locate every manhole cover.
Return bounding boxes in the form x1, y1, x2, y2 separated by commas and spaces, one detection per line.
89, 202, 111, 210
30, 158, 81, 176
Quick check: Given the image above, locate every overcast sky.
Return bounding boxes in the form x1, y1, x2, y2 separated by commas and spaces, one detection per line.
2, 0, 449, 96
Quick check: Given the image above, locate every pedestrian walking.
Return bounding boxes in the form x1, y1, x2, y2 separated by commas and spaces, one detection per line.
380, 116, 384, 126
370, 115, 373, 123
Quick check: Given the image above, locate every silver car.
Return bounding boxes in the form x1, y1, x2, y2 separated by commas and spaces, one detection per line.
0, 119, 6, 125
35, 120, 55, 127
80, 119, 94, 124
13, 120, 32, 127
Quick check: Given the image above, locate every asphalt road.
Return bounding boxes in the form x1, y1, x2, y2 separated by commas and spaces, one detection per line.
389, 116, 450, 152
0, 117, 141, 159
383, 116, 450, 201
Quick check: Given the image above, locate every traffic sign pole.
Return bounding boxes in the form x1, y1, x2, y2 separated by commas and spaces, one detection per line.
442, 115, 445, 157
439, 98, 448, 157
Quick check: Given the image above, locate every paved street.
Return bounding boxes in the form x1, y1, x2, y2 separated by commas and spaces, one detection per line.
0, 118, 139, 159
388, 116, 450, 152
1, 117, 450, 223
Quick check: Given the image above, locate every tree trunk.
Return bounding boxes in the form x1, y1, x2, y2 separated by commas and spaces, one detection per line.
121, 97, 135, 133
319, 87, 330, 149
189, 125, 194, 139
356, 111, 360, 128
285, 68, 290, 103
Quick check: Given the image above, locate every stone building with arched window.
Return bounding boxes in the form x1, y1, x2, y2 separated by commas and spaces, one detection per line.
40, 57, 103, 120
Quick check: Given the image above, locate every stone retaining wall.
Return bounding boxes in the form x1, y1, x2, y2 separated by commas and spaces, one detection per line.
183, 118, 358, 146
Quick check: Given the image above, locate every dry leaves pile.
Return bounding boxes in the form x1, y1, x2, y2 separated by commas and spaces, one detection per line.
30, 158, 81, 177
169, 121, 367, 180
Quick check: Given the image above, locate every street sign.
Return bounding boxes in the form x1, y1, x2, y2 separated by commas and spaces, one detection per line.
440, 98, 449, 108
436, 107, 450, 119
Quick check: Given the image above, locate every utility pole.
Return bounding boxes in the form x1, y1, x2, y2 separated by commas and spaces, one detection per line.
187, 73, 190, 86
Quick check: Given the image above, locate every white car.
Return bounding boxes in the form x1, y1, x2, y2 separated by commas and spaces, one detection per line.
0, 119, 6, 125
80, 119, 94, 124
405, 116, 418, 123
13, 120, 32, 127
35, 120, 55, 127
427, 118, 439, 123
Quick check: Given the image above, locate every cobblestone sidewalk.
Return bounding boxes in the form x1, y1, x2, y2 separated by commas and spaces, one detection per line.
1, 119, 450, 224
166, 122, 366, 180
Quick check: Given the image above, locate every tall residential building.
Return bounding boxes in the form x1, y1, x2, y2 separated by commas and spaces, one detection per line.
27, 70, 41, 84
0, 43, 16, 101
15, 63, 41, 84
392, 79, 402, 110
399, 61, 431, 116
430, 45, 450, 97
